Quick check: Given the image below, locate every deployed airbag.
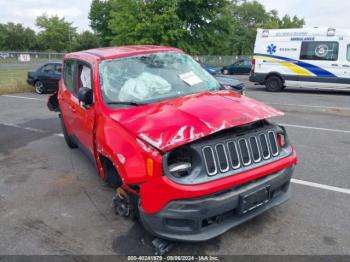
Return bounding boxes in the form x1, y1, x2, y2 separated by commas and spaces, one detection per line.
118, 72, 171, 101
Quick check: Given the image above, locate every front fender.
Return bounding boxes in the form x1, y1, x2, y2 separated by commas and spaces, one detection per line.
95, 115, 163, 185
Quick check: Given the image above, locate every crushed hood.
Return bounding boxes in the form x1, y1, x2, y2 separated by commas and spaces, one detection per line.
110, 90, 283, 151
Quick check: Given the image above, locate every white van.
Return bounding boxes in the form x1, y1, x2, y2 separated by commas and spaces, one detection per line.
250, 28, 350, 91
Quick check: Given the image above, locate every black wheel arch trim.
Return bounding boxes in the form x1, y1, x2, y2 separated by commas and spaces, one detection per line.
265, 72, 285, 83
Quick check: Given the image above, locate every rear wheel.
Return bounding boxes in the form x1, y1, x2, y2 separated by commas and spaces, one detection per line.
265, 75, 283, 92
34, 80, 45, 94
60, 115, 77, 148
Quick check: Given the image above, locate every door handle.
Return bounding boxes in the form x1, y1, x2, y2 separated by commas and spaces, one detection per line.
342, 65, 350, 68
331, 64, 338, 67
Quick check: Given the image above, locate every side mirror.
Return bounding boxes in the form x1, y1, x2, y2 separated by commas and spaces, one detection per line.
78, 87, 93, 108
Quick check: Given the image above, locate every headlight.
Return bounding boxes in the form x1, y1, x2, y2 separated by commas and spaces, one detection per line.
169, 162, 192, 175
166, 147, 201, 179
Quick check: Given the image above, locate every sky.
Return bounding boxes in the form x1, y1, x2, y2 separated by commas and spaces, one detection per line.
0, 0, 349, 32
0, 0, 93, 32
257, 0, 350, 29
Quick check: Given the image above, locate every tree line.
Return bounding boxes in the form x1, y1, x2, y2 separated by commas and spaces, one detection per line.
0, 0, 304, 55
0, 14, 99, 53
90, 0, 304, 55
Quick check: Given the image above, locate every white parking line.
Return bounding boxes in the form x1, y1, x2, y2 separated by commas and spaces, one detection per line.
1, 94, 46, 101
269, 102, 350, 111
280, 123, 350, 134
1, 122, 45, 133
292, 179, 350, 195
0, 121, 63, 137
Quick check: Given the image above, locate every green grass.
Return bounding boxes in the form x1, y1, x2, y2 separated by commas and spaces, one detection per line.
0, 68, 34, 95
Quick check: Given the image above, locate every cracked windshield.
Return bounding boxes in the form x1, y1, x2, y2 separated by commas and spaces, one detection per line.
99, 52, 220, 104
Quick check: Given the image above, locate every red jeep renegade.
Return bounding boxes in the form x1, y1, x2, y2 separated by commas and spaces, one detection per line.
48, 46, 297, 243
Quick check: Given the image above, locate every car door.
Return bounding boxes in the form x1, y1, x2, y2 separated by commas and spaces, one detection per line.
234, 60, 244, 74
39, 63, 56, 88
243, 60, 252, 74
59, 60, 78, 138
339, 42, 350, 83
52, 64, 62, 90
299, 41, 341, 83
72, 62, 95, 159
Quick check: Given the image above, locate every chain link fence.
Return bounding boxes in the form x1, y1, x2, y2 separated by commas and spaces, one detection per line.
0, 51, 65, 94
0, 51, 251, 95
194, 55, 252, 67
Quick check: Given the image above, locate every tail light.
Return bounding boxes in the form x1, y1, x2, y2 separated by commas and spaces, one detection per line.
250, 58, 256, 75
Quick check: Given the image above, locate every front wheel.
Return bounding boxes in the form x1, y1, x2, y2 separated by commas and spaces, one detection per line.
265, 76, 283, 92
34, 80, 45, 94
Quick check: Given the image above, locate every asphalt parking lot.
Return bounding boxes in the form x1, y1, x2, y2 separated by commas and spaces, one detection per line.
0, 77, 350, 256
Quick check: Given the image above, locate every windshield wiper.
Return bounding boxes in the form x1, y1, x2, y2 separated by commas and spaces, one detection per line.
106, 101, 144, 106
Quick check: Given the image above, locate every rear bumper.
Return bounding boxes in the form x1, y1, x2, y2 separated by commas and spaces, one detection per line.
249, 73, 266, 83
140, 165, 294, 242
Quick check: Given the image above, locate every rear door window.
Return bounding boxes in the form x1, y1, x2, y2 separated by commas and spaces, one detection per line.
63, 60, 76, 94
347, 45, 350, 62
41, 64, 54, 73
300, 41, 339, 61
243, 60, 251, 66
54, 64, 62, 74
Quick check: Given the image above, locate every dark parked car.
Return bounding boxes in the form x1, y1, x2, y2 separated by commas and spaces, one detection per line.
200, 63, 221, 75
27, 62, 62, 94
200, 62, 246, 95
215, 75, 245, 95
222, 59, 252, 75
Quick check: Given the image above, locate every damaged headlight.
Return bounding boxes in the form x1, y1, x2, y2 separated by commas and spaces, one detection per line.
169, 162, 192, 176
165, 147, 201, 180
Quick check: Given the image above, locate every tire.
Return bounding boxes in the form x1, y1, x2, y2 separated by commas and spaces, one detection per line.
101, 156, 139, 220
34, 80, 45, 94
103, 159, 122, 189
60, 115, 77, 149
223, 69, 229, 75
265, 75, 283, 92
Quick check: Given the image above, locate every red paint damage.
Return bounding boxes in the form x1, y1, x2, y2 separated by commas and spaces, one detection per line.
51, 45, 297, 235
110, 90, 283, 151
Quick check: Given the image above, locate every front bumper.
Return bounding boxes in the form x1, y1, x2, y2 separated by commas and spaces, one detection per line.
140, 165, 294, 242
27, 78, 34, 85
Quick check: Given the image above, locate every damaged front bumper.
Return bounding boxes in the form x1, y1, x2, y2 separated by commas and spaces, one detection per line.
139, 165, 294, 242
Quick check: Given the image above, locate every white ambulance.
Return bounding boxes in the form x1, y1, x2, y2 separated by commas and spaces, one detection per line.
250, 28, 350, 91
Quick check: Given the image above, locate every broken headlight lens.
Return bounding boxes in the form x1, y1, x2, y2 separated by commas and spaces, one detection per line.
167, 147, 199, 178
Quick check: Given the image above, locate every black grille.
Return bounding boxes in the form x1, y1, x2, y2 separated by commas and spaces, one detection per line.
215, 144, 229, 172
268, 131, 278, 156
249, 136, 261, 162
259, 133, 270, 159
227, 141, 240, 169
202, 146, 217, 176
202, 130, 280, 176
238, 139, 251, 166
